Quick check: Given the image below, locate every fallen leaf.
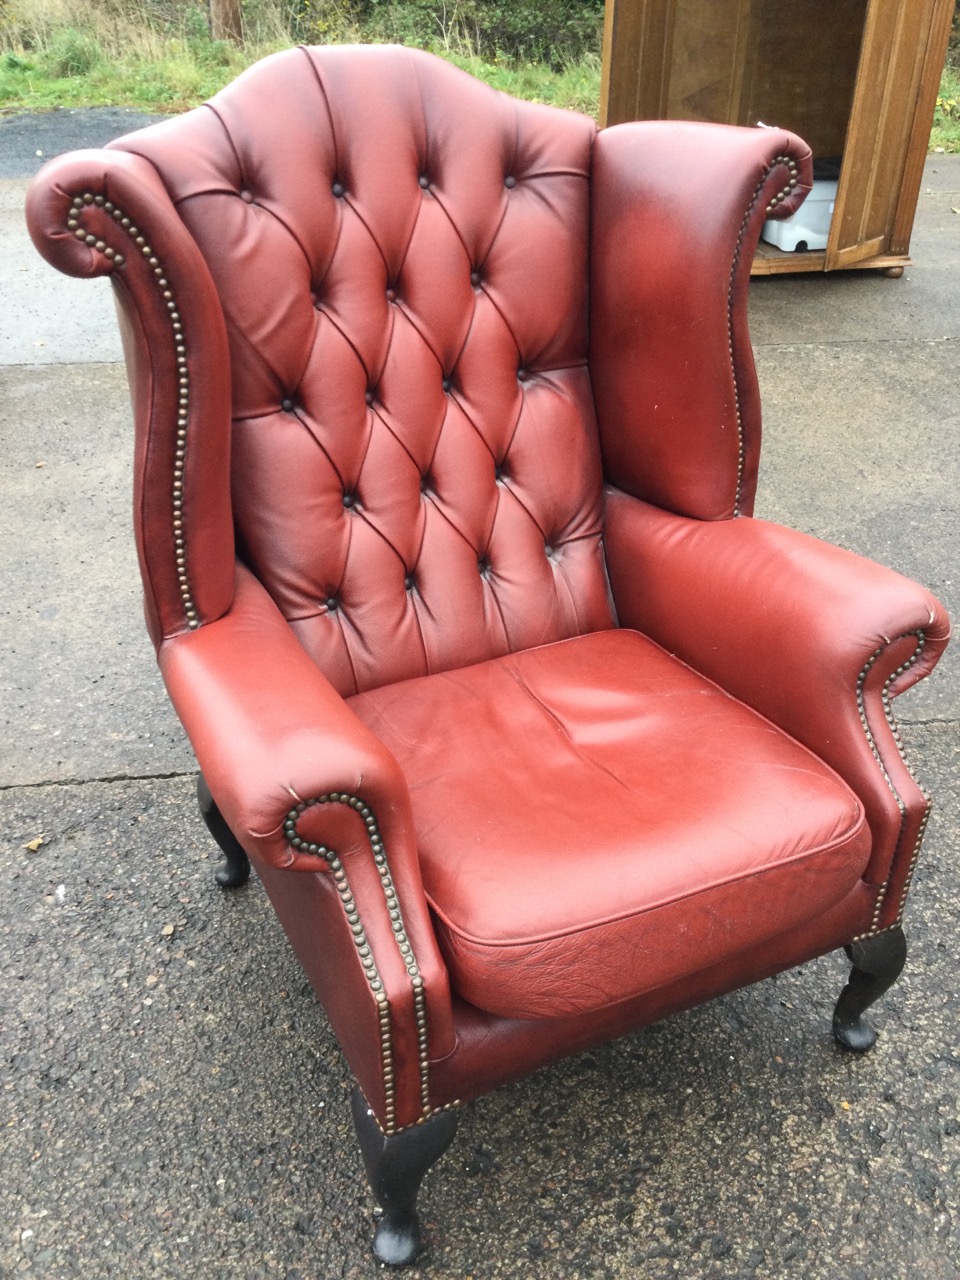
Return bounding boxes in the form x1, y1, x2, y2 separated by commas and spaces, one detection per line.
23, 835, 45, 852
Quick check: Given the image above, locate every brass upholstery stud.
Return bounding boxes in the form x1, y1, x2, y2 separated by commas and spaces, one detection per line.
854, 630, 930, 935
68, 190, 198, 629
730, 156, 800, 513
285, 794, 434, 1133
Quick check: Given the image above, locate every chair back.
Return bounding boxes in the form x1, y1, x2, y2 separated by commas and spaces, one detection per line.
111, 45, 614, 694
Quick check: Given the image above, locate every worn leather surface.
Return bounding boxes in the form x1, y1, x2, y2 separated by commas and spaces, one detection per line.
590, 122, 811, 520
350, 628, 870, 1019
428, 879, 877, 1109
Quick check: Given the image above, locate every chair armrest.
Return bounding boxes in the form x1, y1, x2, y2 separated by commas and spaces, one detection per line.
604, 490, 950, 926
159, 563, 455, 1118
159, 562, 411, 873
590, 122, 812, 520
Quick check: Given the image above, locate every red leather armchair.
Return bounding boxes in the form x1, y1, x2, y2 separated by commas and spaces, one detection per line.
27, 45, 950, 1267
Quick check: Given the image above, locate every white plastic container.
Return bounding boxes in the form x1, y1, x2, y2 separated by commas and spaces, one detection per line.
761, 177, 838, 253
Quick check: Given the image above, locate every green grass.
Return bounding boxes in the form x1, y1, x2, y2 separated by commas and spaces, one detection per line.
0, 0, 956, 151
0, 4, 602, 117
930, 64, 960, 153
0, 43, 601, 116
0, 40, 261, 112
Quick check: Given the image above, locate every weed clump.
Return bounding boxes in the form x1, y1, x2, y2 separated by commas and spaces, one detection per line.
41, 26, 101, 77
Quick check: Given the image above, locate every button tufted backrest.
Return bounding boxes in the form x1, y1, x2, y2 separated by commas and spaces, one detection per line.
110, 45, 613, 695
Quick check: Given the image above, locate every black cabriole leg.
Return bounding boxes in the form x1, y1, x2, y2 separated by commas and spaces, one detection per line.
196, 773, 251, 888
351, 1087, 459, 1267
832, 926, 907, 1052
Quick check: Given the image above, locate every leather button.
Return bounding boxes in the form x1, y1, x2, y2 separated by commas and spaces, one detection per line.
420, 474, 431, 494
281, 398, 294, 412
240, 189, 254, 204
332, 181, 345, 198
545, 544, 554, 558
478, 557, 491, 578
324, 597, 338, 611
404, 574, 415, 591
386, 287, 397, 302
418, 175, 430, 189
495, 463, 505, 481
470, 270, 482, 287
365, 390, 375, 406
343, 493, 357, 509
442, 377, 452, 393
517, 368, 528, 382
504, 175, 516, 189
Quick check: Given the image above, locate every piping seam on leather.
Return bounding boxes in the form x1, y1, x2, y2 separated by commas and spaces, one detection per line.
358, 1092, 461, 1137
728, 155, 798, 517
66, 192, 200, 631
283, 793, 431, 1132
852, 630, 930, 938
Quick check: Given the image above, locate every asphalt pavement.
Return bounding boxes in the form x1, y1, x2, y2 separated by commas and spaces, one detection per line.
1, 109, 958, 1280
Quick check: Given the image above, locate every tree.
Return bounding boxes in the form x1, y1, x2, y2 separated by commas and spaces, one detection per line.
209, 0, 243, 43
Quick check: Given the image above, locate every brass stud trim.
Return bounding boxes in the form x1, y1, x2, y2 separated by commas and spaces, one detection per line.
283, 793, 433, 1130
853, 631, 930, 938
763, 155, 800, 214
68, 192, 198, 630
729, 155, 799, 517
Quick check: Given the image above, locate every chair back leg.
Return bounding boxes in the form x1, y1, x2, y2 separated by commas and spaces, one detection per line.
197, 773, 251, 888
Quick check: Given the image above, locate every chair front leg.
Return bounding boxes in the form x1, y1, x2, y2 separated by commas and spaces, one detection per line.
833, 926, 907, 1052
351, 1086, 459, 1266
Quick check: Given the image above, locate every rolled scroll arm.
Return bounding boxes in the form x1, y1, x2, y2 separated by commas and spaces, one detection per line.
604, 492, 950, 933
159, 562, 456, 1132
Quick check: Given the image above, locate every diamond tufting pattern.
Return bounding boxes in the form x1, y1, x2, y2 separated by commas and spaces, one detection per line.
112, 45, 613, 695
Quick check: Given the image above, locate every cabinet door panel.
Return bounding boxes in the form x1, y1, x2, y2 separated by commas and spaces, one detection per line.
826, 0, 946, 269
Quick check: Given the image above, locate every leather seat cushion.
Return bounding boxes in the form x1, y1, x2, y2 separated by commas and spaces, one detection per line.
348, 629, 870, 1020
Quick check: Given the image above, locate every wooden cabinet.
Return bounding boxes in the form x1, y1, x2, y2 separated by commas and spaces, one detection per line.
600, 0, 955, 275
